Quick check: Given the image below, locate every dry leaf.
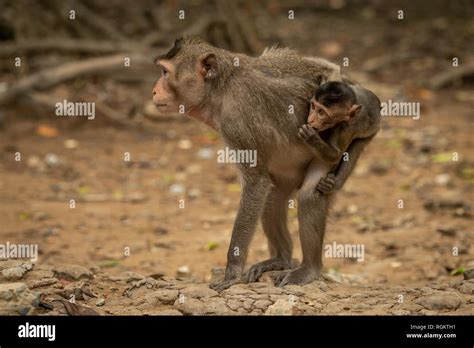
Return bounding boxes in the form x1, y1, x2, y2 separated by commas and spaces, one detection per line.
56, 299, 100, 316
36, 125, 59, 137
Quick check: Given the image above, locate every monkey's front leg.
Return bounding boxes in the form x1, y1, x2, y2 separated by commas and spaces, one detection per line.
210, 174, 271, 292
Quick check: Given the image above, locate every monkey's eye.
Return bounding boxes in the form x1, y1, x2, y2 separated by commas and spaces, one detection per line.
161, 68, 170, 79
317, 109, 325, 120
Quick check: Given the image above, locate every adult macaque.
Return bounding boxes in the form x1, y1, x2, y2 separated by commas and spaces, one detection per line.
152, 37, 379, 290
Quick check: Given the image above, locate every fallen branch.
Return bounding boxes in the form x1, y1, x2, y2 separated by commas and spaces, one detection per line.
0, 53, 153, 104
429, 62, 474, 90
363, 52, 418, 73
0, 40, 140, 55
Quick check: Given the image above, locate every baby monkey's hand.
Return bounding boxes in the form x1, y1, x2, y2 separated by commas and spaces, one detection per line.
298, 124, 320, 142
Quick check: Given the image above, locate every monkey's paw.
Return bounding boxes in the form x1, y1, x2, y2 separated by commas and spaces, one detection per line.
316, 173, 336, 194
209, 278, 241, 292
244, 258, 292, 283
298, 124, 317, 142
275, 266, 319, 287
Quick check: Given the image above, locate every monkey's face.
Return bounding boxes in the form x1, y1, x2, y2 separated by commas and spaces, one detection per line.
308, 99, 337, 131
152, 52, 218, 115
308, 98, 356, 131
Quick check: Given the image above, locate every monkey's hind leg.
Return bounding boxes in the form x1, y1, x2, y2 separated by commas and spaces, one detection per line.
277, 161, 332, 287
244, 185, 293, 283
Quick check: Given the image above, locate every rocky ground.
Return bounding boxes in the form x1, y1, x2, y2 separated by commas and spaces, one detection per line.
1, 260, 473, 315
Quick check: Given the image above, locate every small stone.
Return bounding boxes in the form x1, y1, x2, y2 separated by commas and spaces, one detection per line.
458, 281, 474, 295
54, 265, 93, 281
180, 285, 218, 299
188, 188, 201, 199
174, 297, 206, 315
2, 266, 28, 281
254, 299, 272, 310
169, 184, 185, 195
205, 298, 228, 315
347, 205, 358, 214
96, 298, 105, 306
178, 139, 192, 150
265, 299, 295, 315
153, 227, 168, 236
176, 265, 190, 278
145, 289, 179, 305
415, 293, 462, 311
369, 162, 389, 175
434, 174, 450, 185
197, 148, 214, 159
44, 153, 60, 166
390, 261, 402, 268
463, 269, 474, 280
436, 226, 456, 236
33, 211, 50, 221
27, 156, 43, 169
64, 139, 79, 149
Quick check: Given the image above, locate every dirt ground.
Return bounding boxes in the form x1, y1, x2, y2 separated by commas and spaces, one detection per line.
0, 1, 473, 315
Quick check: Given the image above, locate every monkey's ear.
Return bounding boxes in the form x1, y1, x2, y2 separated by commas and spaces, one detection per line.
347, 104, 362, 120
199, 53, 218, 80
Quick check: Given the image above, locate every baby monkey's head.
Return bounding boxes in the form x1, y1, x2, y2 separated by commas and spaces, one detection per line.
308, 81, 362, 131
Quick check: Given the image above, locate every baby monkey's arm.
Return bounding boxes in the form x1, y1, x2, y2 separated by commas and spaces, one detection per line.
316, 134, 376, 194
298, 124, 342, 164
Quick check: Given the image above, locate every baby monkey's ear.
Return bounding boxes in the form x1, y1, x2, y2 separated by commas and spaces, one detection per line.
346, 104, 362, 120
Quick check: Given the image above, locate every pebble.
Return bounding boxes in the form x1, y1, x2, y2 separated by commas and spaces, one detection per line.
177, 139, 192, 150
145, 289, 179, 305
197, 148, 214, 159
2, 266, 28, 281
180, 285, 218, 299
464, 269, 474, 280
436, 226, 457, 236
176, 265, 190, 278
64, 139, 79, 149
96, 298, 105, 306
265, 299, 294, 315
435, 174, 451, 185
415, 293, 462, 310
54, 265, 93, 281
169, 184, 185, 195
44, 153, 60, 166
174, 297, 206, 315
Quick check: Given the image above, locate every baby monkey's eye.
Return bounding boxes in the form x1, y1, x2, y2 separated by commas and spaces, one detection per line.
162, 68, 170, 79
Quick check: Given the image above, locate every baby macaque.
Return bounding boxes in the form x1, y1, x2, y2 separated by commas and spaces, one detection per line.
298, 81, 362, 164
298, 81, 381, 194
